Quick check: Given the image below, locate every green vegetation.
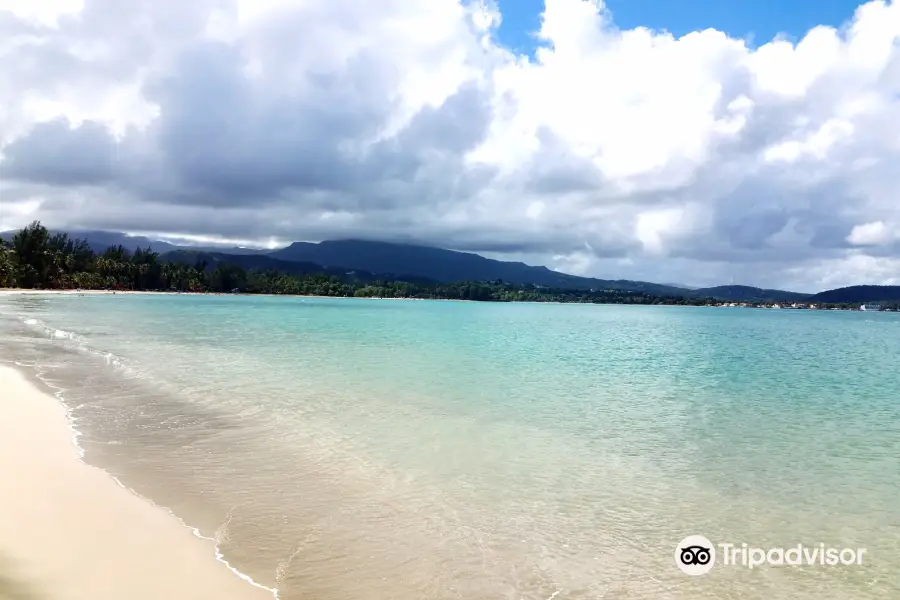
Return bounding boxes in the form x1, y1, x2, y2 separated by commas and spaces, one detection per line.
1, 222, 207, 292
1, 221, 711, 304
1, 221, 897, 310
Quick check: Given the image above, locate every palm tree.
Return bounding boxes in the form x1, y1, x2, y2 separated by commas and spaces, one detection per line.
12, 221, 51, 287
0, 243, 17, 287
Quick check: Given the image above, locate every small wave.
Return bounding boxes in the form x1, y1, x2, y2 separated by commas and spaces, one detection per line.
215, 504, 242, 545
105, 469, 281, 598
275, 535, 318, 592
18, 316, 144, 379
21, 361, 86, 460
20, 317, 80, 342
12, 360, 280, 599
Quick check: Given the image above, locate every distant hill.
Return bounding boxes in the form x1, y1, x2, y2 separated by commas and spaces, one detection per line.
161, 250, 438, 285
268, 239, 688, 295
809, 285, 900, 304
662, 282, 698, 290
690, 285, 811, 303
12, 227, 896, 302
0, 229, 270, 256
0, 229, 184, 253
9, 229, 691, 294
193, 246, 271, 256
163, 250, 322, 274
61, 230, 182, 253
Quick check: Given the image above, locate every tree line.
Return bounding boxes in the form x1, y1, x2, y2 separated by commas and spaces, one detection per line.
0, 222, 713, 304
2, 221, 893, 309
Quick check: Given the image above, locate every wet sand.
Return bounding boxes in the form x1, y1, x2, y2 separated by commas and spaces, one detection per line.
0, 366, 272, 600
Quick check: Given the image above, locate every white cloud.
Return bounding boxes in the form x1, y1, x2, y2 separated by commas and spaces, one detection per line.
847, 220, 895, 245
784, 253, 900, 289
635, 208, 689, 256
0, 0, 83, 27
3, 0, 900, 291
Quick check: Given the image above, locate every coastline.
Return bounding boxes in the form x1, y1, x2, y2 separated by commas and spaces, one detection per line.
0, 288, 431, 300
0, 365, 274, 600
0, 288, 875, 310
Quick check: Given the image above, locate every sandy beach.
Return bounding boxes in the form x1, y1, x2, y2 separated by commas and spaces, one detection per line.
0, 366, 273, 600
0, 290, 184, 296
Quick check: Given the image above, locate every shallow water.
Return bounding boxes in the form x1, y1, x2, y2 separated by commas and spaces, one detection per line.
1, 294, 898, 599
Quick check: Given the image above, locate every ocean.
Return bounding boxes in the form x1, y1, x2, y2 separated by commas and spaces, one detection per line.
0, 293, 897, 599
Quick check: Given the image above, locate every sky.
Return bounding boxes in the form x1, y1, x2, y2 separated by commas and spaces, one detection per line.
2, 0, 900, 292
496, 0, 865, 55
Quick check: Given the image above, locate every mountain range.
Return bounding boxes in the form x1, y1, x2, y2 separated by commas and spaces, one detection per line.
3, 228, 896, 303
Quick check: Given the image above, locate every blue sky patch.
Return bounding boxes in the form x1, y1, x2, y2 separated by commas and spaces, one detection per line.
494, 0, 866, 56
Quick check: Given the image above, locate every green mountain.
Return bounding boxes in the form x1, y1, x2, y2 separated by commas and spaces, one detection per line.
690, 285, 811, 303
11, 227, 891, 303
809, 285, 900, 304
268, 239, 688, 295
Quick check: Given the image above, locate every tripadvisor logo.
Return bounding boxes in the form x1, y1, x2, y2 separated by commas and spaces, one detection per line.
675, 535, 867, 575
675, 535, 715, 575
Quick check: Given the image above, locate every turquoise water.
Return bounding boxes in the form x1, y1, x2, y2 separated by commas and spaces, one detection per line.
0, 293, 898, 599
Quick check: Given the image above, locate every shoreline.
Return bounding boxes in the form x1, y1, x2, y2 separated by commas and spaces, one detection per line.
0, 288, 437, 301
0, 288, 877, 311
0, 364, 275, 600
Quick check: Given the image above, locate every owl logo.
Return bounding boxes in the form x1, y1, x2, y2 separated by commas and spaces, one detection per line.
675, 535, 716, 575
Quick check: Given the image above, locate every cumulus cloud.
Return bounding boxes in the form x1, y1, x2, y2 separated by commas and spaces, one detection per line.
847, 220, 895, 245
3, 0, 900, 290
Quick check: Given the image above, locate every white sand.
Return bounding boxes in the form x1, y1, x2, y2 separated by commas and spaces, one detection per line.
0, 366, 273, 600
0, 290, 179, 295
